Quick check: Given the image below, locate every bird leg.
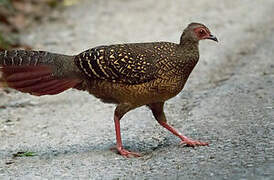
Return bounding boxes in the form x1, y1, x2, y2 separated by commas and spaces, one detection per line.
148, 102, 208, 147
158, 121, 209, 146
114, 104, 141, 157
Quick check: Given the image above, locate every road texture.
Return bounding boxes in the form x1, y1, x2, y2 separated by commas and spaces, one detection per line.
0, 0, 273, 179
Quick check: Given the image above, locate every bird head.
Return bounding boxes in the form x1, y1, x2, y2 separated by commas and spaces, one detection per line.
180, 22, 218, 44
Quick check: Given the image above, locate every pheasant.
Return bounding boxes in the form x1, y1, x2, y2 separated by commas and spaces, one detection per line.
0, 23, 218, 157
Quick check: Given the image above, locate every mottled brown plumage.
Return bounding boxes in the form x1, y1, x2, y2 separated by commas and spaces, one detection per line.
0, 22, 218, 157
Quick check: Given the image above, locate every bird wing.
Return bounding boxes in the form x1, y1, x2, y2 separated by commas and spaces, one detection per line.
74, 43, 160, 85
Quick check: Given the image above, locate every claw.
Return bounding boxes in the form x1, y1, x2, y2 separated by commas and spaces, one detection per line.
180, 138, 209, 147
117, 148, 141, 158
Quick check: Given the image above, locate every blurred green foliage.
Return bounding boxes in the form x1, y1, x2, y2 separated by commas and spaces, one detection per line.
0, 33, 11, 50
0, 0, 13, 9
0, 0, 15, 50
0, 0, 82, 50
0, 0, 10, 6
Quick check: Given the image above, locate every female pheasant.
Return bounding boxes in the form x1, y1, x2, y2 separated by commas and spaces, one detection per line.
0, 22, 218, 157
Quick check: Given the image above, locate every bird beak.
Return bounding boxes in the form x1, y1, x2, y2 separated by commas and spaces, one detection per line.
207, 34, 218, 42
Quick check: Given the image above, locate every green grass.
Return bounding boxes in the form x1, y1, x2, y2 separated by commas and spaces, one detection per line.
12, 151, 37, 157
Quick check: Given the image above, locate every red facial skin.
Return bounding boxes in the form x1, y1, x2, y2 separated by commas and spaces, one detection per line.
194, 27, 212, 40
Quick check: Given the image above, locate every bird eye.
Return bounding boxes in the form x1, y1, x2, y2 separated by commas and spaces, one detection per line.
199, 29, 206, 35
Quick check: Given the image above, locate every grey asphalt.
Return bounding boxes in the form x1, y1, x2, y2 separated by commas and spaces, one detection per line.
0, 0, 273, 179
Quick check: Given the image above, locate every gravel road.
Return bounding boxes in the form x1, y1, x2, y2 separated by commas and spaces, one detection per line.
0, 0, 274, 179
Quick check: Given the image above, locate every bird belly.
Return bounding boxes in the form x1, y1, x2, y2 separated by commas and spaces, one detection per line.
86, 78, 183, 106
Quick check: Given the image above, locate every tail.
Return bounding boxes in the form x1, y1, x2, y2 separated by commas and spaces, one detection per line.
0, 50, 82, 96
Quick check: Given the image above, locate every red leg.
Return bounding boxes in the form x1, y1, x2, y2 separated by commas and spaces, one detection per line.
159, 121, 208, 147
114, 114, 141, 157
149, 102, 208, 147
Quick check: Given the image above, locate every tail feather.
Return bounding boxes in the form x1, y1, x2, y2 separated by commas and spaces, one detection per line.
16, 78, 58, 93
2, 66, 51, 82
33, 80, 80, 96
4, 75, 52, 89
0, 50, 82, 96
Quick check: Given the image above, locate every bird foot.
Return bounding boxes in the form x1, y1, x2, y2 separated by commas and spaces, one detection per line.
117, 148, 141, 158
111, 147, 141, 158
180, 137, 209, 147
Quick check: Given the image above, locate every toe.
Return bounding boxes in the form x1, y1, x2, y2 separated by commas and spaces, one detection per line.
181, 139, 209, 147
117, 148, 141, 158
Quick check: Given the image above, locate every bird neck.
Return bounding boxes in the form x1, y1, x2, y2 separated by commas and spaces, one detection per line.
179, 36, 199, 48
172, 39, 200, 81
178, 37, 199, 61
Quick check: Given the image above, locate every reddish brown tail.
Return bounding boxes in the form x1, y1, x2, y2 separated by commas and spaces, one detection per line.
0, 50, 82, 96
